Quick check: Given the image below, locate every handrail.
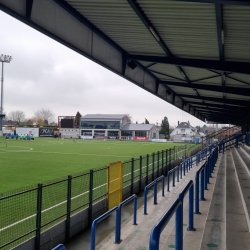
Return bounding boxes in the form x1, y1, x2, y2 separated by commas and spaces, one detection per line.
149, 198, 182, 250
144, 175, 165, 215
178, 180, 196, 232
149, 180, 195, 250
52, 244, 66, 250
167, 166, 179, 191
115, 194, 137, 243
195, 162, 206, 214
91, 206, 118, 250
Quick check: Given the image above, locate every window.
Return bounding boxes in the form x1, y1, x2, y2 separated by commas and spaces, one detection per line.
135, 131, 147, 137
80, 120, 120, 129
181, 129, 185, 133
121, 131, 132, 136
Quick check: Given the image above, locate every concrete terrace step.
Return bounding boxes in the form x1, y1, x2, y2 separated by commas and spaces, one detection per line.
200, 152, 226, 250
232, 148, 250, 235
96, 161, 204, 250
228, 149, 250, 250
238, 145, 250, 177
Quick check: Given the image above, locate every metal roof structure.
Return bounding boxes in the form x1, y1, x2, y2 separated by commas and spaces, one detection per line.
121, 123, 154, 131
81, 114, 126, 120
1, 0, 250, 125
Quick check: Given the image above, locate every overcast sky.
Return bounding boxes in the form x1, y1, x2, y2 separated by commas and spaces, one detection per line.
0, 11, 207, 127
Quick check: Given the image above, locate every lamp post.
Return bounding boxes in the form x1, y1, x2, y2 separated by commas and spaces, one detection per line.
0, 54, 12, 135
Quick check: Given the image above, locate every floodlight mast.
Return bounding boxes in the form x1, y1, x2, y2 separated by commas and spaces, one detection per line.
0, 54, 12, 135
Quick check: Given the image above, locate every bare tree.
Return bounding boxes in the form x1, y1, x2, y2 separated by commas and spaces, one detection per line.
34, 108, 54, 125
8, 110, 26, 122
126, 114, 133, 123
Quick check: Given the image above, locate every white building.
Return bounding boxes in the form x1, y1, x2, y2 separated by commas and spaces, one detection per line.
170, 121, 203, 142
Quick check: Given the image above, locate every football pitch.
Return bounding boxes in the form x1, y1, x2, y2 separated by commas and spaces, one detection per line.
0, 137, 197, 194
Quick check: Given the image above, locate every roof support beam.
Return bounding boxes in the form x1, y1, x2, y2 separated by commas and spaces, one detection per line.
26, 0, 33, 19
174, 0, 250, 6
125, 55, 250, 75
160, 81, 250, 96
187, 101, 250, 112
178, 94, 250, 107
150, 70, 187, 82
196, 106, 247, 115
192, 74, 221, 83
126, 0, 191, 83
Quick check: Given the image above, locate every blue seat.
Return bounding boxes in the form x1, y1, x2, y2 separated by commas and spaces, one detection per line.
52, 244, 66, 250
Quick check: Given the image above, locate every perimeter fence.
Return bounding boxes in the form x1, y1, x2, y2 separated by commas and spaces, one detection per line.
0, 143, 202, 250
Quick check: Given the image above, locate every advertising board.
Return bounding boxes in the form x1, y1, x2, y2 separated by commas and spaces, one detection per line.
16, 127, 39, 137
39, 128, 54, 137
151, 139, 167, 142
96, 136, 104, 139
81, 136, 93, 139
134, 137, 148, 141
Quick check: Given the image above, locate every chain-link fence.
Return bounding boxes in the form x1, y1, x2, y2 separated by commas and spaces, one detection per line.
0, 144, 201, 250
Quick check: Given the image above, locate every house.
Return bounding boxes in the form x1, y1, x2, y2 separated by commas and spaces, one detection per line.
170, 121, 205, 142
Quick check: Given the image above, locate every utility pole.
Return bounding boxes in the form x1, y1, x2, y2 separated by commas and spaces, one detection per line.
0, 54, 12, 135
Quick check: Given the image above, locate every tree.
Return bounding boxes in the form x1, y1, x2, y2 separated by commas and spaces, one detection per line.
126, 114, 133, 123
159, 116, 170, 137
145, 118, 150, 124
76, 111, 82, 127
34, 108, 54, 125
8, 110, 26, 123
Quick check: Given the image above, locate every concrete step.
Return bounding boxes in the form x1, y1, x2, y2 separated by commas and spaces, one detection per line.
163, 153, 223, 250
238, 145, 250, 177
231, 148, 250, 235
96, 161, 204, 250
227, 149, 250, 250
200, 152, 226, 250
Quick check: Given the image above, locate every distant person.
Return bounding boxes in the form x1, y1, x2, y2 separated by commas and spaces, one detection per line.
23, 134, 26, 140
16, 134, 18, 140
27, 134, 30, 141
5, 134, 9, 140
20, 134, 22, 140
31, 134, 34, 141
12, 134, 15, 140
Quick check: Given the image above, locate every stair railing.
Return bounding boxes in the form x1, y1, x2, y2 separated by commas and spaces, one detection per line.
144, 175, 165, 215
149, 180, 195, 250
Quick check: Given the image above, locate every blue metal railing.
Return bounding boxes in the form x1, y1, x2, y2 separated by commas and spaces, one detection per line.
115, 194, 137, 243
149, 180, 195, 250
91, 206, 118, 250
52, 244, 66, 250
144, 175, 165, 214
90, 142, 219, 250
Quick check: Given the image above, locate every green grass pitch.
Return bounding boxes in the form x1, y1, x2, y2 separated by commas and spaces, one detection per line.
0, 137, 196, 194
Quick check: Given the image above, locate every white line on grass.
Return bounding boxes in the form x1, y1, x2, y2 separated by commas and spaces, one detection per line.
0, 149, 132, 158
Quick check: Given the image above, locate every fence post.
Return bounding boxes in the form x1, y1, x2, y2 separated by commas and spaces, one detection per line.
162, 150, 164, 175
131, 158, 134, 195
157, 151, 160, 178
169, 148, 172, 169
35, 183, 42, 250
166, 149, 168, 173
146, 154, 149, 185
66, 175, 72, 241
89, 170, 93, 227
139, 156, 142, 192
152, 153, 155, 180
